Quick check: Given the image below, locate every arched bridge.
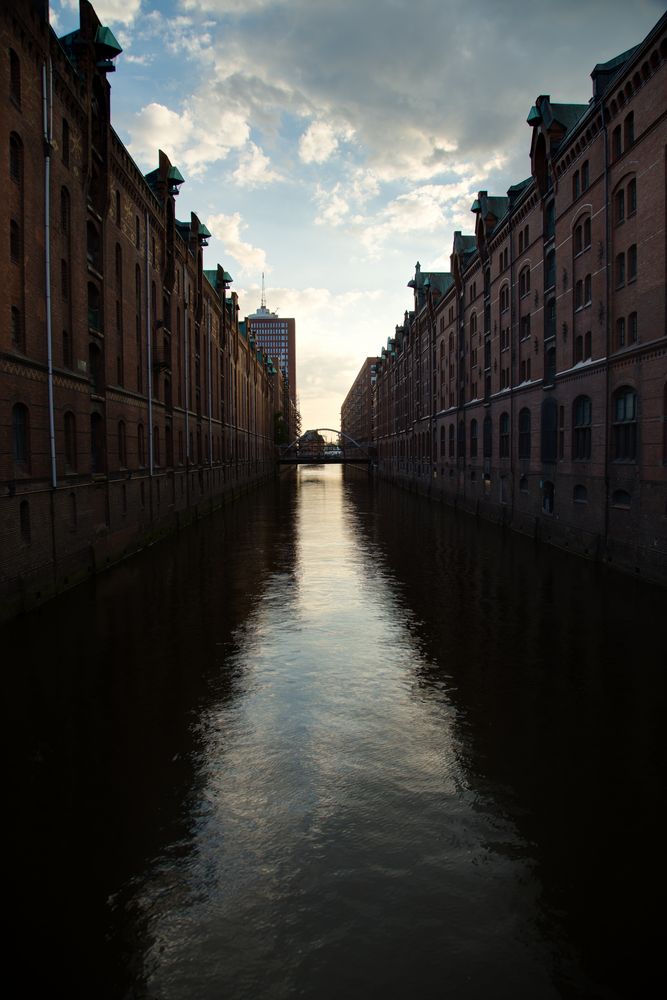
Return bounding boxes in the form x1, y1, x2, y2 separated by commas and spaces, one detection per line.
278, 428, 374, 465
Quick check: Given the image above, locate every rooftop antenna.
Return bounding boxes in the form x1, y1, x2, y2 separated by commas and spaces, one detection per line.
261, 272, 266, 310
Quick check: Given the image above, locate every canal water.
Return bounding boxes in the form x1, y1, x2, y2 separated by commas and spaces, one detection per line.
7, 465, 665, 999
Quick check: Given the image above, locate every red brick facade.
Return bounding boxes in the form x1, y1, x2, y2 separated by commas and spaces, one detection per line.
1, 1, 278, 621
341, 357, 380, 451
373, 15, 667, 585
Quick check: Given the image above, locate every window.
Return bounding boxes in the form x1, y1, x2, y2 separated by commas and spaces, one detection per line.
64, 411, 77, 471
9, 49, 21, 105
118, 420, 127, 467
470, 419, 478, 459
612, 125, 622, 160
627, 178, 637, 215
12, 403, 29, 467
87, 222, 101, 270
629, 312, 638, 344
11, 306, 22, 350
519, 267, 530, 298
545, 249, 556, 290
628, 244, 637, 281
520, 313, 531, 340
616, 316, 626, 348
9, 132, 22, 183
62, 118, 70, 167
10, 219, 20, 263
624, 112, 634, 148
581, 161, 589, 190
448, 423, 455, 458
573, 484, 588, 504
573, 396, 592, 460
60, 187, 70, 234
584, 274, 592, 304
574, 225, 583, 255
583, 218, 591, 248
500, 285, 509, 312
518, 408, 531, 460
612, 387, 637, 462
88, 282, 101, 331
499, 412, 510, 458
616, 252, 625, 287
439, 425, 446, 458
545, 298, 556, 341
519, 475, 529, 493
612, 489, 631, 509
542, 480, 555, 515
615, 189, 625, 224
575, 280, 583, 310
545, 201, 555, 239
572, 170, 580, 200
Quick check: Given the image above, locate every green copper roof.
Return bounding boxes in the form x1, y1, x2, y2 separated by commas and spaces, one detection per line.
198, 223, 212, 239
527, 105, 541, 125
168, 165, 185, 184
95, 25, 122, 56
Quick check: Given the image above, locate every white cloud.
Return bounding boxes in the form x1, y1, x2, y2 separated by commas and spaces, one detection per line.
232, 142, 282, 188
298, 121, 353, 165
207, 213, 267, 274
127, 100, 249, 176
60, 0, 142, 26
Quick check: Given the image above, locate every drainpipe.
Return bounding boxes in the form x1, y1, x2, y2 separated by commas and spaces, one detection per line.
42, 61, 57, 489
509, 201, 515, 520
145, 211, 153, 476
602, 111, 611, 554
184, 271, 190, 465
207, 304, 213, 465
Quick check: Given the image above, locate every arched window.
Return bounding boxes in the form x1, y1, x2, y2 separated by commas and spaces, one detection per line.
448, 423, 455, 458
499, 412, 510, 457
612, 489, 631, 509
9, 132, 22, 183
572, 396, 592, 460
583, 217, 591, 248
439, 425, 446, 458
12, 403, 29, 467
519, 266, 530, 298
612, 387, 637, 462
64, 411, 77, 471
470, 419, 478, 459
87, 222, 101, 270
573, 484, 588, 504
518, 408, 531, 459
88, 282, 101, 331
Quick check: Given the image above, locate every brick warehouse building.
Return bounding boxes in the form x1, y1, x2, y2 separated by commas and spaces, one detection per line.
1, 0, 280, 621
372, 14, 666, 585
341, 357, 380, 452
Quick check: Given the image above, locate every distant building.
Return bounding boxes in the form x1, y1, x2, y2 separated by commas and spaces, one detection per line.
247, 287, 298, 441
341, 357, 380, 450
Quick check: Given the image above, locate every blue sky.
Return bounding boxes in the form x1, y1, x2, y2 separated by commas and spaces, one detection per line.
52, 0, 663, 430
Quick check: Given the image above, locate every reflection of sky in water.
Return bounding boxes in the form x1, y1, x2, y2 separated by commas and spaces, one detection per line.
136, 466, 561, 999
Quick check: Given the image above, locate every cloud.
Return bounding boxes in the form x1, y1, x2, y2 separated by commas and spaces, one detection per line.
60, 0, 142, 26
232, 142, 283, 188
299, 121, 352, 165
127, 100, 249, 176
207, 213, 267, 274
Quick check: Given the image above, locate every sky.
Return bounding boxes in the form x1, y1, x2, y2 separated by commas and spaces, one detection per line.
52, 0, 663, 431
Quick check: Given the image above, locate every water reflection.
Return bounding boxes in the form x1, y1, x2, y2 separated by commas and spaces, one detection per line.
6, 466, 665, 999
